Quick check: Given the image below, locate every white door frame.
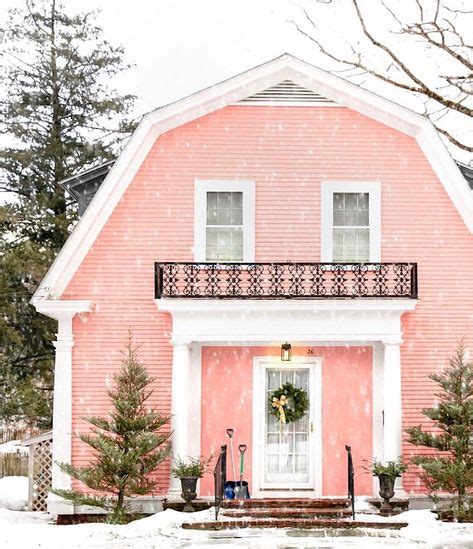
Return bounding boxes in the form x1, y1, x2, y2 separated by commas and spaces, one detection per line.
252, 356, 322, 498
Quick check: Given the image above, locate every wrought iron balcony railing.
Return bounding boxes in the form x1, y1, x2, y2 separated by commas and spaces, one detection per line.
155, 262, 417, 299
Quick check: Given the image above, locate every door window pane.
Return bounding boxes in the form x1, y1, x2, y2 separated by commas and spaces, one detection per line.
264, 368, 310, 484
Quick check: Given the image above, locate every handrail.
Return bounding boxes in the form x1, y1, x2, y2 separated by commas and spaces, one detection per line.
213, 444, 227, 520
155, 261, 418, 299
345, 445, 355, 520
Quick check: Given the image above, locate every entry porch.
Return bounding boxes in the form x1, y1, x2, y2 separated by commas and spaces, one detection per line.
157, 269, 417, 498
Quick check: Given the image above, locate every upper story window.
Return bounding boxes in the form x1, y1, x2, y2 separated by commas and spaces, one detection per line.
194, 180, 255, 262
321, 182, 381, 263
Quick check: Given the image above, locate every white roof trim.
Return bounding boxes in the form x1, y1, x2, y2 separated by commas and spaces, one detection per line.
34, 54, 473, 301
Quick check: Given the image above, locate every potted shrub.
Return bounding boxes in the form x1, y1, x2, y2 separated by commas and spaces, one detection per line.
171, 455, 212, 512
366, 458, 408, 514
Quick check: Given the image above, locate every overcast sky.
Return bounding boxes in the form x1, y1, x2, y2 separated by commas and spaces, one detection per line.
0, 0, 471, 165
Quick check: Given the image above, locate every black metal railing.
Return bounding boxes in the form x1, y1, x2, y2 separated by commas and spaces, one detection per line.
213, 444, 227, 520
155, 262, 417, 299
345, 445, 355, 520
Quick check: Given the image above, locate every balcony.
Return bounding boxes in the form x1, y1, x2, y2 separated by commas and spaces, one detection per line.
155, 262, 417, 300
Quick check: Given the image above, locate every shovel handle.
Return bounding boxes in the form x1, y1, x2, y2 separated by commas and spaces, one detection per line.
238, 444, 247, 475
226, 428, 234, 438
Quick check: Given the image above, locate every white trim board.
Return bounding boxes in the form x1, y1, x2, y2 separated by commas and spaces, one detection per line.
157, 298, 416, 345
33, 53, 473, 301
252, 357, 322, 497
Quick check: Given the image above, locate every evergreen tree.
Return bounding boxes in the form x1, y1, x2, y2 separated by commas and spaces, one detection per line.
53, 335, 171, 524
406, 340, 473, 521
0, 0, 136, 426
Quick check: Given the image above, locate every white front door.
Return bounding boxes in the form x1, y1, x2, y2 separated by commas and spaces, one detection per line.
253, 358, 322, 495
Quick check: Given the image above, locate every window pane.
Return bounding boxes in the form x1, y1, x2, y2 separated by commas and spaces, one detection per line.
232, 192, 243, 209
333, 193, 344, 211
332, 228, 370, 262
205, 228, 243, 261
206, 227, 218, 245
217, 207, 232, 225
357, 208, 369, 226
345, 193, 357, 210
344, 229, 357, 247
230, 208, 243, 225
333, 246, 344, 262
357, 193, 369, 210
206, 191, 243, 226
333, 229, 344, 246
206, 207, 218, 225
232, 229, 243, 246
333, 209, 344, 226
357, 229, 370, 260
333, 192, 369, 227
207, 192, 218, 208
218, 192, 232, 209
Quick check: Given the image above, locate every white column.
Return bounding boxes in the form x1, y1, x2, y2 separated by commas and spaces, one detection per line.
383, 339, 405, 494
168, 341, 192, 496
51, 314, 75, 493
33, 299, 92, 514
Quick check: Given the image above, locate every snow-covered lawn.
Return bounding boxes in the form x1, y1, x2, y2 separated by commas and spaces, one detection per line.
0, 476, 28, 511
0, 506, 471, 548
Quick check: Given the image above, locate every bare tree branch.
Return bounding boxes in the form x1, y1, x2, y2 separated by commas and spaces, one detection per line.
293, 0, 473, 151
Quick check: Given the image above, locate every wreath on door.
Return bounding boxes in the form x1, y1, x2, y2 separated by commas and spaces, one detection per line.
269, 382, 308, 424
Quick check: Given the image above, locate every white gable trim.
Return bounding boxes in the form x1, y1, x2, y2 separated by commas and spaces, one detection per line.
34, 54, 473, 300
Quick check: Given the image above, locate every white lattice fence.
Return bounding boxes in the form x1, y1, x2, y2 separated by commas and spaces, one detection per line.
23, 431, 53, 512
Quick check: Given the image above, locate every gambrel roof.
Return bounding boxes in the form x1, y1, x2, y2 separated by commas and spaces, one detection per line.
33, 54, 473, 302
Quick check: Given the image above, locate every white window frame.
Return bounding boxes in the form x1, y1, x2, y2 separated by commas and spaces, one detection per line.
194, 179, 255, 262
321, 181, 381, 262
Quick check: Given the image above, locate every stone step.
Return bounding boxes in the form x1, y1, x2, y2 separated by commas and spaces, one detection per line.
221, 498, 350, 509
182, 518, 408, 530
222, 507, 352, 519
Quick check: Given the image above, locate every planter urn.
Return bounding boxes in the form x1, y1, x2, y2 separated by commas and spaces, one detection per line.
180, 476, 198, 512
378, 474, 396, 514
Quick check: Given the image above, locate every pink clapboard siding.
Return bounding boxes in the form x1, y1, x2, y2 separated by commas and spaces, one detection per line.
63, 104, 473, 495
199, 345, 373, 496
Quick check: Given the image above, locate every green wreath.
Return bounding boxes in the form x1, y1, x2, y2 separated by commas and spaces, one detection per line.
269, 382, 308, 424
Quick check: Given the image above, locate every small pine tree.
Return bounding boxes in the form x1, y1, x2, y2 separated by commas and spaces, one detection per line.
405, 340, 473, 521
53, 335, 171, 524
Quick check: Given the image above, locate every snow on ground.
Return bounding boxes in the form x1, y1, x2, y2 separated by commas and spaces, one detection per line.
0, 476, 28, 511
0, 440, 28, 455
0, 506, 471, 548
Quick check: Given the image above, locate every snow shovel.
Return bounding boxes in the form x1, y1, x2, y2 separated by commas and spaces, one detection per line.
224, 428, 237, 499
234, 444, 249, 499
226, 428, 237, 483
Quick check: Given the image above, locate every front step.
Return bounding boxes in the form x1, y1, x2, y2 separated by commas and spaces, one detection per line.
222, 507, 352, 519
182, 518, 408, 530
221, 498, 350, 509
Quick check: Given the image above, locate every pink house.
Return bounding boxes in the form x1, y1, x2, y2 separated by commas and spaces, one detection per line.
32, 55, 473, 516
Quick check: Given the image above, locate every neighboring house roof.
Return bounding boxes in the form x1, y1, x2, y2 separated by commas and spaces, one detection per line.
33, 53, 473, 302
458, 162, 473, 190
60, 160, 114, 216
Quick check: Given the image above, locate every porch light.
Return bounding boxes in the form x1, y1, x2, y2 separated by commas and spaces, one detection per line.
281, 342, 292, 362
